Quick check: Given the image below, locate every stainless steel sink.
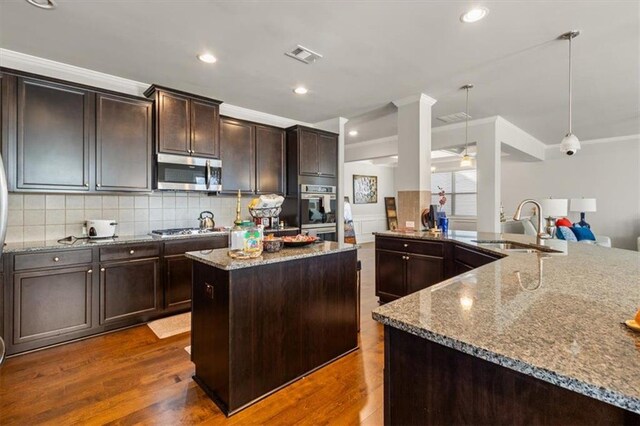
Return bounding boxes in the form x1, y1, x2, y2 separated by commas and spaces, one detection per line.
472, 240, 557, 253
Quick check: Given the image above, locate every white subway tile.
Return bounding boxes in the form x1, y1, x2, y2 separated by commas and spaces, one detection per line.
149, 209, 163, 221
188, 197, 200, 209
23, 225, 45, 242
102, 209, 119, 221
102, 195, 119, 209
149, 220, 163, 231
84, 196, 102, 209
45, 225, 66, 241
24, 194, 45, 210
8, 193, 23, 210
5, 226, 23, 243
149, 196, 163, 209
65, 224, 84, 237
163, 209, 176, 221
118, 222, 134, 236
134, 209, 149, 222
119, 196, 134, 209
118, 209, 134, 222
85, 209, 102, 220
45, 194, 65, 209
134, 196, 149, 209
176, 209, 190, 221
46, 209, 66, 225
65, 195, 84, 210
134, 222, 150, 235
162, 220, 176, 229
8, 211, 23, 226
24, 209, 45, 225
162, 195, 176, 209
65, 210, 85, 224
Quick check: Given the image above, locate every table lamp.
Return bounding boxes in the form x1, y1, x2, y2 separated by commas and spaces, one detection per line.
539, 198, 568, 237
570, 198, 596, 228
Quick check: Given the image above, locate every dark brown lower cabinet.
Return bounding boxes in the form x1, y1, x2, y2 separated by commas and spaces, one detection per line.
11, 265, 94, 350
376, 249, 406, 301
405, 253, 444, 295
99, 257, 160, 325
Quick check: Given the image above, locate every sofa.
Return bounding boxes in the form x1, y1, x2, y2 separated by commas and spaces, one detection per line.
500, 215, 612, 248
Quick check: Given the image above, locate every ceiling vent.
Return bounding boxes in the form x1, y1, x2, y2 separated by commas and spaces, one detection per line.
285, 45, 323, 64
436, 112, 471, 123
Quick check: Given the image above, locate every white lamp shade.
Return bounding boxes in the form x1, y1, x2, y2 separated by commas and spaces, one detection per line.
539, 198, 568, 217
570, 198, 596, 212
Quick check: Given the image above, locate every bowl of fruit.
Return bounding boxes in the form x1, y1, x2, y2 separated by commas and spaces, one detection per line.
262, 234, 284, 253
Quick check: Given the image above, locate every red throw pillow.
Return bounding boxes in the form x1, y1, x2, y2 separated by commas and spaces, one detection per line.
555, 217, 572, 228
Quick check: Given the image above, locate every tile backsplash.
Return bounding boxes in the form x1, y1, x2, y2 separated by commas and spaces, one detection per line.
6, 192, 254, 243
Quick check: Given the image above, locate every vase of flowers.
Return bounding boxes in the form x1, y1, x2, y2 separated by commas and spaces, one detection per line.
437, 186, 449, 233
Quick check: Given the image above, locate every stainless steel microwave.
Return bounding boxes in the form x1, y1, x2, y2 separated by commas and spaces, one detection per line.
156, 153, 222, 192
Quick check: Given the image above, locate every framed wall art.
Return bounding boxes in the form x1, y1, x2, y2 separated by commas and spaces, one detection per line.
353, 175, 378, 204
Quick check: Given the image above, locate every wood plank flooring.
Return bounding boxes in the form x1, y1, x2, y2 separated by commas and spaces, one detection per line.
0, 243, 384, 425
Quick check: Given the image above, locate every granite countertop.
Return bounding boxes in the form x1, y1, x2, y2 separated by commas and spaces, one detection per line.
186, 241, 357, 270
372, 230, 640, 414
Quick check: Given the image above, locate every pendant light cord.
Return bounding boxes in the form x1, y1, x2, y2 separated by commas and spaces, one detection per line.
568, 35, 572, 134
464, 86, 469, 154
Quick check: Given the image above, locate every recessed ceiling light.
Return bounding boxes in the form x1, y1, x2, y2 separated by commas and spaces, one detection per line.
26, 0, 56, 9
197, 53, 217, 64
348, 130, 358, 136
460, 7, 489, 23
293, 87, 308, 95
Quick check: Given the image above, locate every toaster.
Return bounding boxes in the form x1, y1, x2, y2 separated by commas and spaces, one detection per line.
86, 219, 117, 239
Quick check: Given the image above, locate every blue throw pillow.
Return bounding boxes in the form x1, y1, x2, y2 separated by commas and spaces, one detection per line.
571, 226, 596, 241
556, 226, 577, 241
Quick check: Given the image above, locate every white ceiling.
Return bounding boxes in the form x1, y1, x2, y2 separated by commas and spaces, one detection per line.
1, 0, 638, 144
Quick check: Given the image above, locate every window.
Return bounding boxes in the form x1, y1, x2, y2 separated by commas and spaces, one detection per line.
431, 169, 477, 216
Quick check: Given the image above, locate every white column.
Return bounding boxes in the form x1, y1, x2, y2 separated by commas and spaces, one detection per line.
392, 93, 437, 229
476, 135, 501, 233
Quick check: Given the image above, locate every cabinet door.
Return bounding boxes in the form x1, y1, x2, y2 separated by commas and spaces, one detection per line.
165, 254, 192, 309
190, 99, 220, 158
220, 117, 255, 193
375, 249, 406, 301
96, 93, 152, 192
100, 258, 160, 325
12, 266, 93, 345
255, 125, 285, 194
298, 129, 319, 176
406, 254, 444, 295
157, 90, 190, 155
453, 260, 474, 276
317, 133, 337, 177
17, 77, 92, 191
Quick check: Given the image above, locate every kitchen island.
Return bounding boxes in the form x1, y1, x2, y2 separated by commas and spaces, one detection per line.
372, 230, 640, 425
186, 241, 358, 416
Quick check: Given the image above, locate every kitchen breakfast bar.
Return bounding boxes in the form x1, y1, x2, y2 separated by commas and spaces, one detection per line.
185, 242, 358, 416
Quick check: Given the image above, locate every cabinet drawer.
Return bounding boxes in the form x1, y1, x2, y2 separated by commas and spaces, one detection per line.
164, 236, 227, 256
99, 243, 160, 261
14, 249, 93, 271
454, 246, 501, 269
376, 237, 443, 257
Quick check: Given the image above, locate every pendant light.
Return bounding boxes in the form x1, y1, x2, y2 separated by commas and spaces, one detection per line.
559, 30, 581, 156
460, 84, 474, 167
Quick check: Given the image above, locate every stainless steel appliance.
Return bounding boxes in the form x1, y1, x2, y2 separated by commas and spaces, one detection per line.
86, 219, 117, 239
0, 154, 7, 365
150, 227, 223, 237
300, 184, 337, 241
198, 211, 215, 230
156, 153, 222, 192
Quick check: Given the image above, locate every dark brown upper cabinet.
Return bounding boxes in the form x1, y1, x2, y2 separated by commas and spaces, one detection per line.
16, 76, 93, 191
220, 117, 255, 194
96, 93, 153, 192
318, 133, 338, 177
255, 124, 285, 194
298, 127, 337, 178
144, 85, 221, 159
219, 117, 285, 195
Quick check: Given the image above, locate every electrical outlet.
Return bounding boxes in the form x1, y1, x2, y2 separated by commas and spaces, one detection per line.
405, 221, 415, 229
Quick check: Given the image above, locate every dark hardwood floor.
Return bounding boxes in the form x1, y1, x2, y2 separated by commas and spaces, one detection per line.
0, 243, 383, 425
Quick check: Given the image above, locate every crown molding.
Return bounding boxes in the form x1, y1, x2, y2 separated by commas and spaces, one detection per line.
393, 93, 437, 108
345, 135, 398, 150
0, 48, 308, 128
432, 115, 499, 133
545, 133, 639, 148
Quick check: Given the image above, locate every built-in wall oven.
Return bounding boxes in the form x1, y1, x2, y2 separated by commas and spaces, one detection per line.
156, 153, 222, 192
300, 184, 337, 241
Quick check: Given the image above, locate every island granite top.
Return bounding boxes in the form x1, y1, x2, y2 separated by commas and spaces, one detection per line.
186, 241, 357, 270
372, 230, 640, 414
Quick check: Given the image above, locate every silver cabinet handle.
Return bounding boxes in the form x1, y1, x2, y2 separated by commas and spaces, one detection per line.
87, 269, 93, 274
84, 183, 89, 187
100, 267, 105, 272
406, 256, 410, 261
97, 184, 101, 188
205, 159, 211, 190
403, 243, 408, 248
53, 257, 59, 262
129, 249, 135, 255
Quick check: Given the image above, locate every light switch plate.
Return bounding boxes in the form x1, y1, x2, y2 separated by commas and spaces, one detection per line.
405, 221, 415, 228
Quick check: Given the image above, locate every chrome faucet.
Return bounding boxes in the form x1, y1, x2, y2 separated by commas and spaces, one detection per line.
513, 199, 551, 244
